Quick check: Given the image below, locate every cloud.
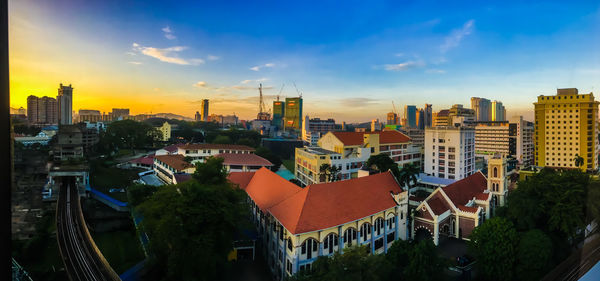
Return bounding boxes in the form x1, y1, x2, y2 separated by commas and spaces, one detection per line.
383, 61, 424, 71
132, 43, 204, 65
339, 98, 379, 107
128, 61, 142, 65
162, 26, 176, 40
425, 69, 446, 74
241, 78, 268, 84
193, 81, 207, 88
250, 63, 276, 71
207, 55, 219, 61
441, 19, 475, 53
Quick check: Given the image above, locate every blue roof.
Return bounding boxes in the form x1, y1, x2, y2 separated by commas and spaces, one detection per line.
89, 187, 129, 207
276, 169, 295, 180
417, 173, 457, 186
42, 125, 58, 130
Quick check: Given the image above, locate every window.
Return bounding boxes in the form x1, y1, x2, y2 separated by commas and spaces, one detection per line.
323, 233, 338, 254
287, 238, 293, 251
286, 259, 293, 274
301, 238, 318, 259
375, 218, 385, 236
493, 167, 498, 178
344, 228, 357, 247
374, 238, 384, 250
360, 223, 372, 242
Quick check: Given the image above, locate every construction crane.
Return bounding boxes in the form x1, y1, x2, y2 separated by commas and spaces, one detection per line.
392, 101, 398, 115
276, 83, 285, 101
293, 82, 302, 98
257, 83, 271, 121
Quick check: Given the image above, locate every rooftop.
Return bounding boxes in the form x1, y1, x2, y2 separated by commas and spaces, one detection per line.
418, 173, 456, 186
331, 130, 411, 146
179, 143, 255, 151
303, 147, 338, 155
214, 153, 273, 167
154, 154, 195, 171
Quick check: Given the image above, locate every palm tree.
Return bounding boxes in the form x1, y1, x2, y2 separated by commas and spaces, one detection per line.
574, 154, 584, 168
329, 165, 341, 182
319, 163, 331, 182
401, 163, 420, 189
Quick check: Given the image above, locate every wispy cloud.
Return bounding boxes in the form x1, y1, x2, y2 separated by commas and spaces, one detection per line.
425, 69, 446, 74
193, 81, 207, 88
128, 61, 142, 65
383, 61, 424, 71
132, 43, 204, 65
207, 55, 219, 61
441, 19, 475, 53
250, 63, 275, 71
241, 78, 268, 84
162, 26, 176, 40
339, 98, 379, 107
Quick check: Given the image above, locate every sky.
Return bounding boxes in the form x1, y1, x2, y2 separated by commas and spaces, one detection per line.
8, 0, 600, 122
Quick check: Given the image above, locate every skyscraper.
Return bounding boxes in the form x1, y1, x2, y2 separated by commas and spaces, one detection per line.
423, 104, 432, 128
272, 100, 285, 130
491, 101, 506, 121
57, 83, 73, 125
387, 112, 398, 125
416, 108, 424, 129
27, 95, 58, 125
471, 97, 492, 121
404, 105, 417, 128
194, 111, 201, 121
201, 99, 209, 121
284, 97, 303, 131
534, 88, 598, 170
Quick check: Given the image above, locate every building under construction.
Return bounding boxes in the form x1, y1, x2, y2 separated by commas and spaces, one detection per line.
284, 97, 302, 131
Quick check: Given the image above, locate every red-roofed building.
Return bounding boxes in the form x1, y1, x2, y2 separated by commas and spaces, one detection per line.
413, 155, 509, 245
294, 130, 421, 186
214, 153, 273, 172
228, 167, 409, 278
177, 143, 255, 163
127, 154, 155, 170
153, 154, 196, 184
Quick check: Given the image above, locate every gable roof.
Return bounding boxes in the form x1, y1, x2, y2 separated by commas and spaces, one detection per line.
227, 172, 256, 190
161, 143, 184, 153
129, 154, 155, 165
179, 143, 255, 151
214, 153, 273, 167
442, 171, 488, 206
154, 154, 195, 171
330, 131, 411, 146
242, 168, 302, 211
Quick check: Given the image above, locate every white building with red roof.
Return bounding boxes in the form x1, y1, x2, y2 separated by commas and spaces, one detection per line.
214, 153, 273, 172
228, 168, 409, 279
412, 155, 509, 245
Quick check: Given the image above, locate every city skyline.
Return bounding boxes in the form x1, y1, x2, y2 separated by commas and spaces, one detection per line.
9, 0, 600, 122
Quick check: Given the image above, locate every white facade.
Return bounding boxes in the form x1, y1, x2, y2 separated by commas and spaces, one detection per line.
176, 145, 253, 163
509, 116, 534, 166
424, 126, 475, 180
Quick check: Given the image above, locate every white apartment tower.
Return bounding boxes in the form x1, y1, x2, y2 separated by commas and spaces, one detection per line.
57, 83, 73, 125
424, 126, 475, 180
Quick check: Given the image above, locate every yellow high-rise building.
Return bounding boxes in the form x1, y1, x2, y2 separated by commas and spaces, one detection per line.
534, 88, 598, 170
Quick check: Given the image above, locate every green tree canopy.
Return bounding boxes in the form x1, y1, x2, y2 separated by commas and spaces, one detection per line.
366, 154, 401, 180
403, 239, 447, 281
212, 135, 232, 144
192, 157, 228, 185
98, 120, 160, 153
515, 229, 553, 281
469, 217, 518, 281
254, 146, 282, 171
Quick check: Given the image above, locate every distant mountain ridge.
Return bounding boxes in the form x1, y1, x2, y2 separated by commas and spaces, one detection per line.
152, 112, 193, 121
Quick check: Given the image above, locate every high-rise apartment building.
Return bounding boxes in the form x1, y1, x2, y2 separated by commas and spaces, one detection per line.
424, 126, 475, 180
57, 84, 73, 125
433, 105, 475, 128
27, 95, 58, 125
272, 100, 285, 130
284, 97, 302, 131
491, 101, 506, 121
473, 116, 534, 166
423, 104, 432, 128
534, 88, 599, 170
111, 108, 130, 120
301, 116, 336, 146
404, 105, 417, 128
387, 112, 398, 125
471, 97, 491, 121
201, 99, 209, 121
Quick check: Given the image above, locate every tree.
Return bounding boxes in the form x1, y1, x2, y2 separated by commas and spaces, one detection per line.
515, 229, 553, 281
254, 146, 282, 171
400, 163, 420, 188
574, 154, 584, 168
403, 239, 447, 281
127, 184, 159, 207
468, 217, 518, 281
213, 135, 232, 144
137, 160, 247, 281
319, 163, 331, 182
329, 165, 341, 182
192, 157, 228, 185
183, 156, 194, 163
99, 120, 160, 152
367, 154, 401, 182
587, 181, 600, 228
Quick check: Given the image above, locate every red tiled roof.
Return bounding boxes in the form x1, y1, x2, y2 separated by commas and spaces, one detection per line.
179, 143, 255, 151
228, 172, 256, 190
427, 193, 452, 215
457, 205, 479, 213
475, 193, 490, 201
331, 131, 411, 146
154, 154, 195, 171
214, 153, 273, 167
442, 171, 488, 206
174, 174, 193, 184
269, 171, 403, 234
130, 154, 155, 165
242, 168, 302, 211
161, 143, 184, 153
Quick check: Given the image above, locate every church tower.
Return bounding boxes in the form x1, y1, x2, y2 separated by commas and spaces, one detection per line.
487, 154, 508, 208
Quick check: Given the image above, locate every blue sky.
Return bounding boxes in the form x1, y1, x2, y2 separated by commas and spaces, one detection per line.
9, 0, 600, 122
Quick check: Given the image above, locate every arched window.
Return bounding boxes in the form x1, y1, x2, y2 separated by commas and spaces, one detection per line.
493, 167, 498, 178
300, 238, 318, 259
360, 223, 372, 242
386, 216, 395, 230
343, 228, 357, 247
374, 218, 385, 236
323, 233, 339, 254
287, 238, 293, 251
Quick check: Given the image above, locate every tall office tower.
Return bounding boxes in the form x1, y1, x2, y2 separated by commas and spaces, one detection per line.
284, 97, 303, 131
404, 105, 417, 128
272, 100, 285, 129
111, 108, 130, 120
416, 108, 425, 129
201, 99, 209, 121
27, 95, 58, 125
424, 126, 475, 180
534, 88, 599, 170
471, 97, 492, 121
423, 104, 432, 128
387, 112, 398, 125
57, 83, 73, 125
491, 101, 506, 121
194, 111, 201, 121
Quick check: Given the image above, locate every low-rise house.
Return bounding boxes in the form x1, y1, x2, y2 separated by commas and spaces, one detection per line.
214, 153, 273, 172
153, 154, 196, 184
177, 144, 255, 163
228, 168, 409, 279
